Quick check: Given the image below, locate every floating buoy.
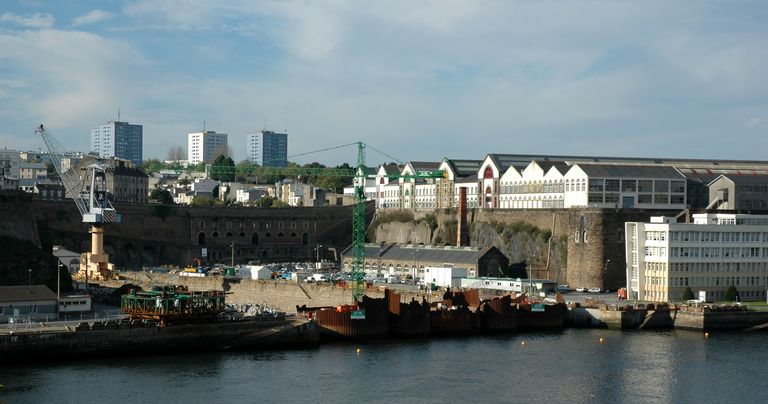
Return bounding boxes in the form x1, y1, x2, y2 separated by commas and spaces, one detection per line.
356, 347, 361, 354
599, 337, 604, 344
521, 340, 526, 346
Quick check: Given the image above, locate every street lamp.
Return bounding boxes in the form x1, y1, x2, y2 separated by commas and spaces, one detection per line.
28, 268, 31, 285
57, 261, 65, 300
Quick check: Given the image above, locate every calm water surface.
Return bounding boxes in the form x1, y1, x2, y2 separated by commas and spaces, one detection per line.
1, 328, 766, 403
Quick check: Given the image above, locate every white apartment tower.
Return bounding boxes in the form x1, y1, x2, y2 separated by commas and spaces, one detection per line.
187, 131, 228, 164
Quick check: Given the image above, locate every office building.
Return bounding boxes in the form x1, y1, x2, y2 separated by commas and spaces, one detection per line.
91, 121, 143, 167
247, 131, 287, 167
625, 213, 768, 302
188, 131, 228, 164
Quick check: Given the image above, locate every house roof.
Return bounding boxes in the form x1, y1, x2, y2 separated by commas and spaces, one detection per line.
710, 174, 768, 186
575, 164, 685, 179
533, 160, 570, 175
445, 159, 482, 177
0, 285, 57, 303
407, 161, 441, 172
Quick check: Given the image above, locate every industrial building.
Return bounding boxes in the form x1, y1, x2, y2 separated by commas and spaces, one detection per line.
341, 243, 510, 279
0, 285, 58, 322
625, 213, 768, 302
91, 121, 143, 167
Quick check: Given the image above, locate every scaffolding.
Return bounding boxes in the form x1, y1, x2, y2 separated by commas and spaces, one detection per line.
121, 286, 225, 325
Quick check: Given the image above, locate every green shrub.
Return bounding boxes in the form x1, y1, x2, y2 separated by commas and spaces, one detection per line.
724, 285, 739, 302
682, 287, 694, 301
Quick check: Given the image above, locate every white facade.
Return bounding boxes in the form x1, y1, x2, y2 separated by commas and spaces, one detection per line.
422, 266, 468, 288
625, 213, 768, 302
187, 131, 228, 164
459, 277, 557, 293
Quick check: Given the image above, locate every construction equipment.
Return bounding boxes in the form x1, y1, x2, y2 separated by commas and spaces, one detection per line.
35, 124, 121, 281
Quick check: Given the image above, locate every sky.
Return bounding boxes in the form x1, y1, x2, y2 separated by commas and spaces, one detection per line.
1, 1, 767, 167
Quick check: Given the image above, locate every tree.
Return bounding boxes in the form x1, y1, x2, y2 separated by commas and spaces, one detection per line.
149, 188, 174, 204
724, 285, 739, 302
682, 287, 694, 301
210, 154, 235, 182
167, 145, 184, 161
191, 196, 216, 206
142, 158, 164, 174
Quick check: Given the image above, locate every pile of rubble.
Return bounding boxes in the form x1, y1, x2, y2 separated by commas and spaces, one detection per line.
217, 303, 286, 321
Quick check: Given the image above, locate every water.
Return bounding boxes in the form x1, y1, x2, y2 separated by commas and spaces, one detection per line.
2, 328, 766, 403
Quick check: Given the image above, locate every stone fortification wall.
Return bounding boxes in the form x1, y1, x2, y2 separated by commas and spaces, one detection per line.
0, 192, 41, 247
31, 200, 361, 269
373, 208, 679, 290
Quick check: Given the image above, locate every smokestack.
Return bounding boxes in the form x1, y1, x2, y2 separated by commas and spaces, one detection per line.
457, 187, 469, 246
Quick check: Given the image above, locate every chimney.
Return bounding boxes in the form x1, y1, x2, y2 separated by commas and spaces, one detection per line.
457, 187, 469, 246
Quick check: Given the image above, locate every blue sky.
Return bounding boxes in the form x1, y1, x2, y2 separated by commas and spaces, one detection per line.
1, 1, 767, 166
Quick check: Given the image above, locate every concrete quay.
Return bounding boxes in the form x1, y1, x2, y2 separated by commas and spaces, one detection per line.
567, 304, 768, 331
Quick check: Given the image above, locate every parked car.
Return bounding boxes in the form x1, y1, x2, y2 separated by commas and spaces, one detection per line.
575, 287, 587, 293
588, 287, 602, 293
556, 285, 570, 293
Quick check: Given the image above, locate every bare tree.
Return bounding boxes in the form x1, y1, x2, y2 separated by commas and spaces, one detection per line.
167, 145, 184, 161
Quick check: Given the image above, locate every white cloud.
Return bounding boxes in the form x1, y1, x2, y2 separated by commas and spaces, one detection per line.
73, 10, 113, 26
0, 12, 54, 28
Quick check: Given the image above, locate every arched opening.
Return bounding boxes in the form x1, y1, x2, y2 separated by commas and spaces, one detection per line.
484, 166, 494, 179
485, 186, 493, 208
262, 250, 268, 258
302, 233, 309, 245
290, 232, 297, 237
265, 233, 272, 238
226, 232, 233, 237
239, 232, 245, 238
212, 232, 219, 238
198, 232, 206, 245
278, 232, 284, 237
251, 233, 259, 245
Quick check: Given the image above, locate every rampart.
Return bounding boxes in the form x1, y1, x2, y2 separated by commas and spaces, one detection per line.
30, 199, 369, 269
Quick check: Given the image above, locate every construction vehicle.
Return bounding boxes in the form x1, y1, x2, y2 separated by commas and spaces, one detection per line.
35, 124, 121, 281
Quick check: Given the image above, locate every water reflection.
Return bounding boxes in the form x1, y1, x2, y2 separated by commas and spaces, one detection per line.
2, 330, 767, 403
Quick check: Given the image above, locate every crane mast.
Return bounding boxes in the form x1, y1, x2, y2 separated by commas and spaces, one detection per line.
35, 124, 121, 281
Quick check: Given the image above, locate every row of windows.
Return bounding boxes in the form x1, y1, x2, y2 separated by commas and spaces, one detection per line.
670, 262, 768, 273
667, 246, 767, 258
669, 231, 767, 243
199, 221, 310, 230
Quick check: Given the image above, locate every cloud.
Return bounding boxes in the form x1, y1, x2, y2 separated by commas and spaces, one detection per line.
73, 10, 113, 26
0, 12, 54, 28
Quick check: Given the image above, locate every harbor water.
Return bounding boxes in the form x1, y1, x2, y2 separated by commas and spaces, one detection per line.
2, 328, 767, 403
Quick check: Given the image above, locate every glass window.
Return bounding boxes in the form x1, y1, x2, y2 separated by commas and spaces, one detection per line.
588, 179, 604, 192
638, 180, 653, 193
621, 180, 637, 192
605, 179, 619, 192
654, 180, 669, 192
670, 180, 686, 193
